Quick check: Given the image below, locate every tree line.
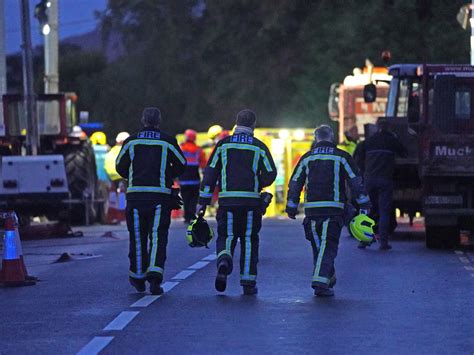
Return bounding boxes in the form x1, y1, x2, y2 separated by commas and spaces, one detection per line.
7, 0, 469, 139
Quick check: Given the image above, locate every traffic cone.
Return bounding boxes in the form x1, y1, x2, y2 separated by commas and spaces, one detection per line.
11, 212, 37, 281
0, 213, 35, 287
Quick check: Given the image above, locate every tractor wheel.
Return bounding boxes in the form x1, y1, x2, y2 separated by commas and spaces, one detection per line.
62, 142, 98, 225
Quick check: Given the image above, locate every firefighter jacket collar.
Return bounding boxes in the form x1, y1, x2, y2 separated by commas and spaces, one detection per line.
234, 125, 254, 136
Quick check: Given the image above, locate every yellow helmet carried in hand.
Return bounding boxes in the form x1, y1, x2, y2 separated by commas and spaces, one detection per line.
208, 125, 223, 140
349, 214, 376, 243
90, 131, 107, 145
186, 216, 214, 248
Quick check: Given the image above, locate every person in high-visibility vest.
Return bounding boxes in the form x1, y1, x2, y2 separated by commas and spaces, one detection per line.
105, 132, 130, 181
337, 127, 358, 156
179, 129, 207, 223
104, 132, 130, 224
90, 131, 110, 182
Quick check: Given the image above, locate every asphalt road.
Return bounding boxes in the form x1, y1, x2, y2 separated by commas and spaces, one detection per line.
1, 218, 473, 354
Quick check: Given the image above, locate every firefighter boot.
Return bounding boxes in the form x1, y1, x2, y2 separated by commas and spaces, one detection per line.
149, 279, 164, 295
215, 260, 229, 292
314, 287, 335, 297
243, 285, 258, 295
129, 277, 146, 293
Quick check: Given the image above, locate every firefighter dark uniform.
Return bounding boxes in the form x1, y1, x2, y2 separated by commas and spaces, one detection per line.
179, 131, 207, 223
198, 130, 277, 291
286, 140, 370, 293
116, 127, 186, 286
354, 127, 407, 249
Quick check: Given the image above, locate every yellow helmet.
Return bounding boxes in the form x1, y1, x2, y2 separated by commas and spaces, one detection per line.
186, 216, 214, 248
208, 125, 223, 140
90, 131, 107, 145
349, 214, 376, 243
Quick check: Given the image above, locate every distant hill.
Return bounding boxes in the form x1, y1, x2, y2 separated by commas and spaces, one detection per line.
62, 29, 124, 62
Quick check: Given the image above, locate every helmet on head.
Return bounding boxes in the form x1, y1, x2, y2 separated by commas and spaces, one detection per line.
349, 214, 376, 243
90, 131, 107, 145
208, 125, 223, 140
185, 129, 197, 142
115, 132, 130, 144
71, 125, 87, 139
186, 216, 214, 248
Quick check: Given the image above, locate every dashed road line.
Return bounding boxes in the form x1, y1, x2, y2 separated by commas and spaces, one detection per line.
103, 311, 140, 331
172, 269, 196, 280
130, 295, 161, 308
202, 254, 217, 261
77, 336, 114, 355
464, 266, 474, 271
162, 281, 180, 293
459, 257, 470, 264
455, 250, 464, 255
77, 253, 215, 354
189, 261, 210, 270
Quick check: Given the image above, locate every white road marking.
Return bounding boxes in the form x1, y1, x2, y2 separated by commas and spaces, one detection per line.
459, 257, 470, 264
464, 266, 474, 271
103, 311, 140, 331
162, 281, 179, 293
130, 295, 161, 308
81, 256, 214, 353
172, 269, 196, 280
202, 253, 217, 261
77, 336, 114, 355
455, 250, 464, 255
188, 261, 210, 270
471, 274, 474, 278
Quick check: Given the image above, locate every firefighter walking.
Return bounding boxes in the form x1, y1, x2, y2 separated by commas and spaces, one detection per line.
286, 125, 371, 297
197, 110, 277, 295
116, 107, 186, 295
354, 118, 407, 250
179, 129, 207, 223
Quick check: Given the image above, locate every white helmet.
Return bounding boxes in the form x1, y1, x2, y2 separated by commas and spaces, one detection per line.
115, 131, 130, 144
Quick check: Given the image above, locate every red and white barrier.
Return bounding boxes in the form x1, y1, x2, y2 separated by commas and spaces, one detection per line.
106, 181, 126, 224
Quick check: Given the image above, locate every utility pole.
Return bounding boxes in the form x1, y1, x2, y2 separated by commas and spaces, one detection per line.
44, 0, 58, 93
20, 0, 38, 155
0, 0, 6, 136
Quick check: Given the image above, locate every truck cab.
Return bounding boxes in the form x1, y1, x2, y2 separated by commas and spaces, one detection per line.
373, 64, 474, 248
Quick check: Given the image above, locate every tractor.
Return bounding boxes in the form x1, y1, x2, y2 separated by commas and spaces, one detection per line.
0, 92, 106, 225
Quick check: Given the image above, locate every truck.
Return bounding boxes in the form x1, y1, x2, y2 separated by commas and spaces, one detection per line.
328, 66, 391, 143
364, 64, 474, 248
0, 93, 106, 225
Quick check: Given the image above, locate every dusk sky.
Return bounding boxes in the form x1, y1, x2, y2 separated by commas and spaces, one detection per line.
4, 0, 108, 53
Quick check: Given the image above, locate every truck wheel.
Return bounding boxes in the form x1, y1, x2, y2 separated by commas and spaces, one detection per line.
62, 142, 98, 225
425, 226, 457, 249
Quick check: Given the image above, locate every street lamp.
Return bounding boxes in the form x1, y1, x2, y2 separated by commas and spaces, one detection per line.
34, 0, 51, 36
